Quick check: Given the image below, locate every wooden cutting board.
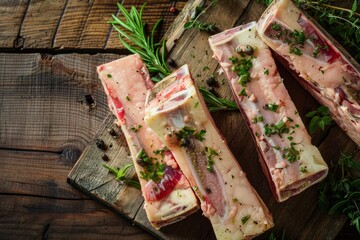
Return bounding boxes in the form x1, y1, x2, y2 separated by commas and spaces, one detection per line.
67, 0, 359, 239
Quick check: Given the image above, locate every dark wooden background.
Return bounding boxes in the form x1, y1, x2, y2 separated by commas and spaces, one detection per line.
0, 0, 358, 239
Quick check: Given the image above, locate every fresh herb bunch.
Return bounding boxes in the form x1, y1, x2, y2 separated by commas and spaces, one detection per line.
111, 3, 237, 112
305, 106, 333, 134
110, 3, 171, 77
259, 0, 360, 62
103, 163, 141, 189
318, 153, 360, 234
184, 0, 217, 33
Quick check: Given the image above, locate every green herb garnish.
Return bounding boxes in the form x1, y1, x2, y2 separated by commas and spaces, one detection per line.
264, 103, 279, 112
199, 88, 238, 112
305, 106, 333, 134
140, 161, 166, 182
282, 144, 300, 163
318, 153, 360, 235
264, 120, 289, 136
229, 56, 253, 87
126, 95, 130, 101
252, 115, 264, 123
264, 69, 269, 75
239, 88, 247, 96
260, 0, 360, 62
241, 215, 251, 224
130, 125, 142, 132
176, 126, 206, 146
272, 22, 281, 31
103, 163, 141, 189
292, 30, 306, 44
107, 73, 112, 78
289, 46, 303, 56
205, 147, 219, 173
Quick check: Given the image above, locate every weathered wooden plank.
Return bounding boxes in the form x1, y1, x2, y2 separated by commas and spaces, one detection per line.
0, 53, 121, 152
0, 0, 29, 48
105, 0, 187, 49
65, 0, 358, 239
69, 0, 119, 49
0, 0, 186, 50
52, 0, 99, 49
19, 0, 67, 48
68, 114, 144, 220
0, 195, 150, 240
0, 149, 83, 199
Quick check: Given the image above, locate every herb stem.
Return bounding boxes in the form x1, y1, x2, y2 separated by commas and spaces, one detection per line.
192, 0, 217, 22
319, 3, 360, 18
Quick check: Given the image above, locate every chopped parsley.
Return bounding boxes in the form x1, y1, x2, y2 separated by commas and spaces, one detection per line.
194, 101, 199, 108
300, 166, 308, 173
126, 95, 131, 101
229, 56, 253, 87
282, 144, 300, 163
241, 215, 251, 224
289, 46, 303, 56
140, 160, 166, 182
153, 147, 169, 158
292, 30, 306, 44
205, 147, 219, 173
252, 115, 264, 124
239, 88, 247, 96
136, 148, 154, 166
130, 125, 142, 132
264, 69, 269, 75
264, 103, 279, 112
272, 23, 281, 31
264, 120, 289, 136
175, 126, 206, 146
107, 73, 112, 78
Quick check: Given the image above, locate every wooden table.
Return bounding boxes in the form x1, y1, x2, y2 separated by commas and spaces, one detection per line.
0, 0, 357, 239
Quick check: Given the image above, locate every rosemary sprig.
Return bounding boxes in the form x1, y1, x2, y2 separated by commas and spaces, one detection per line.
110, 3, 171, 77
103, 163, 141, 189
318, 153, 360, 235
199, 88, 239, 112
111, 3, 237, 112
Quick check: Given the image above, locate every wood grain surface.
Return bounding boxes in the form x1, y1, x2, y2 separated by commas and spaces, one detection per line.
0, 0, 186, 50
0, 0, 359, 239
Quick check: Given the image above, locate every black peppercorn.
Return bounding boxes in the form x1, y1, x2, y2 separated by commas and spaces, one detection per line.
108, 128, 118, 137
205, 76, 217, 87
95, 139, 107, 150
101, 154, 109, 161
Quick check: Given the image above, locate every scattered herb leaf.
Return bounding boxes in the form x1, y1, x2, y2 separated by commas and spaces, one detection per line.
103, 163, 141, 189
306, 106, 333, 134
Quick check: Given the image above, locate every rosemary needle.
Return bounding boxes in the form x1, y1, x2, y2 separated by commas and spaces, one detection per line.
110, 3, 237, 112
